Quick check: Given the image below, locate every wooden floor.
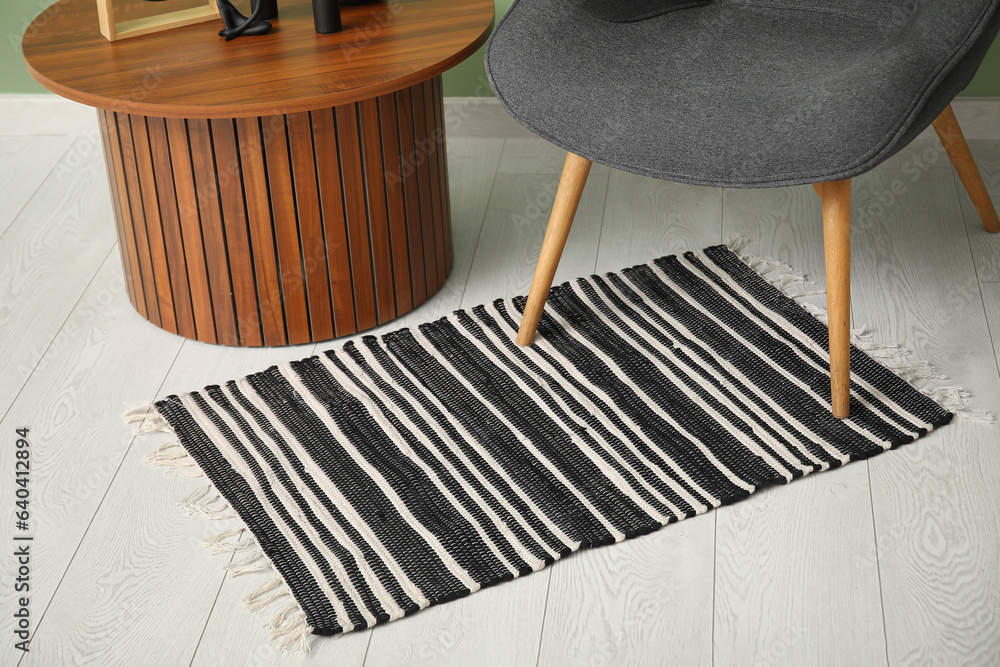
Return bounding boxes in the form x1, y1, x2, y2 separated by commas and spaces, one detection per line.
2, 98, 1000, 667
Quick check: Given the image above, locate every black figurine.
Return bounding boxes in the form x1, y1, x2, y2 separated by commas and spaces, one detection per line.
217, 0, 272, 40
214, 0, 377, 40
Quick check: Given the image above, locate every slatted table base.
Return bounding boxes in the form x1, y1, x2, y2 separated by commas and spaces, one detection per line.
98, 76, 453, 346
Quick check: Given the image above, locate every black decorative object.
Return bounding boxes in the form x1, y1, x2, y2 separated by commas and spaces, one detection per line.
312, 0, 342, 34
215, 0, 376, 40
251, 0, 279, 21
217, 0, 272, 40
139, 0, 362, 38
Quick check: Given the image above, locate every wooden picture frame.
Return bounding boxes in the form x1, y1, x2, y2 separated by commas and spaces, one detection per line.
96, 0, 219, 41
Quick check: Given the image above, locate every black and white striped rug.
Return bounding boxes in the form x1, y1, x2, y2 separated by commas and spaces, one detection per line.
136, 244, 953, 649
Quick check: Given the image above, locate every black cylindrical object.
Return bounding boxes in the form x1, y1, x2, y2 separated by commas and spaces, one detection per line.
251, 0, 279, 21
312, 0, 342, 34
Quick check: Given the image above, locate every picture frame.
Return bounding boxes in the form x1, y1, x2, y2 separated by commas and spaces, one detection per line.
96, 0, 220, 41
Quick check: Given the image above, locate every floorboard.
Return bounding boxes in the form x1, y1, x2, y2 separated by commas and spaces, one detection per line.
0, 137, 116, 421
2, 257, 183, 667
535, 172, 722, 667
958, 140, 1000, 282
714, 183, 888, 667
852, 166, 1000, 666
0, 135, 74, 238
364, 141, 557, 667
2, 118, 998, 666
461, 170, 609, 308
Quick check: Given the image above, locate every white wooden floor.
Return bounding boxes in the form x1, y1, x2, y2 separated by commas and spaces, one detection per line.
2, 98, 1000, 667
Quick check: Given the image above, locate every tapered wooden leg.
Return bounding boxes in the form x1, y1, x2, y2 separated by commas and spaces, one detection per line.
821, 180, 852, 419
933, 104, 1000, 233
516, 152, 594, 346
812, 183, 823, 197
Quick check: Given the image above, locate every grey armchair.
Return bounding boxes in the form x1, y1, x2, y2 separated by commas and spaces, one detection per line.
485, 0, 1000, 418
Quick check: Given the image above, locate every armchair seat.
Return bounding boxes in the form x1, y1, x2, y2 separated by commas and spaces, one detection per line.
487, 0, 1000, 418
486, 0, 1000, 187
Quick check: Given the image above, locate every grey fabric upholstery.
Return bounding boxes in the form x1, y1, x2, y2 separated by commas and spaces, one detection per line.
567, 0, 712, 23
485, 0, 1000, 188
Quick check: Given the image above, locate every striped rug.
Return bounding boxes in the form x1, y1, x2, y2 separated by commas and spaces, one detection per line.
137, 244, 952, 649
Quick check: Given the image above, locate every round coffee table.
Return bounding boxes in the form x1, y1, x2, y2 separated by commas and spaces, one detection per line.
23, 0, 494, 346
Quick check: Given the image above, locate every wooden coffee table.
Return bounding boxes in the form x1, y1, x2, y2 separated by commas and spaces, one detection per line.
22, 0, 494, 346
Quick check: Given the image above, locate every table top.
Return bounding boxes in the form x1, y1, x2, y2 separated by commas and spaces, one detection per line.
22, 0, 494, 118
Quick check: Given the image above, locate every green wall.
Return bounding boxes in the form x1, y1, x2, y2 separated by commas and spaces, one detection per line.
3, 0, 999, 97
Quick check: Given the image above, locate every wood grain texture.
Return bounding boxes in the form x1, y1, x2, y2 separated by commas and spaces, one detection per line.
533, 168, 723, 667
957, 141, 1000, 282
165, 116, 218, 343
716, 183, 892, 667
822, 179, 852, 418
853, 164, 1000, 666
462, 170, 609, 308
191, 569, 372, 667
212, 117, 265, 346
596, 171, 723, 270
539, 520, 715, 667
286, 111, 335, 342
517, 153, 594, 345
0, 258, 185, 667
99, 110, 140, 310
359, 98, 398, 324
99, 83, 452, 347
933, 105, 1000, 233
410, 82, 442, 296
263, 114, 312, 346
190, 118, 241, 345
22, 0, 494, 119
397, 87, 430, 305
311, 108, 358, 338
237, 116, 288, 346
12, 129, 1000, 664
714, 472, 887, 667
130, 114, 177, 333
0, 136, 116, 420
61, 340, 319, 667
378, 93, 415, 317
432, 77, 455, 274
720, 184, 827, 310
420, 80, 448, 289
147, 116, 198, 340
0, 135, 73, 237
497, 137, 611, 176
338, 102, 380, 333
117, 112, 160, 326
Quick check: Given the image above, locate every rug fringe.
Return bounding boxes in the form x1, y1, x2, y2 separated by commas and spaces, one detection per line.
269, 606, 312, 654
142, 442, 205, 478
135, 414, 313, 654
123, 402, 173, 435
225, 551, 267, 577
245, 578, 288, 611
727, 238, 993, 424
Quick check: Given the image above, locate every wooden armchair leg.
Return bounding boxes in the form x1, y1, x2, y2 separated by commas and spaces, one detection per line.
516, 152, 593, 346
933, 104, 1000, 233
821, 180, 852, 419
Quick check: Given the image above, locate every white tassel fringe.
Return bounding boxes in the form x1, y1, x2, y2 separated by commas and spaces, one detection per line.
728, 237, 993, 424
